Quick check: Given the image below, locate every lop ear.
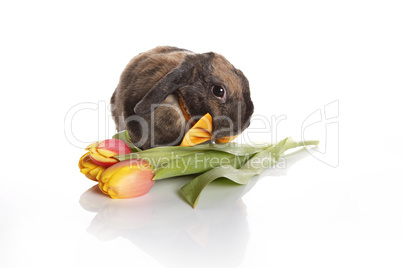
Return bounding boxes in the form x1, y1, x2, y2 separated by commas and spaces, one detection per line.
134, 60, 194, 115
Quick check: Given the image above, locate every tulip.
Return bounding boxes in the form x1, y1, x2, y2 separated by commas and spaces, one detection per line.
98, 159, 155, 199
180, 113, 240, 146
86, 139, 132, 167
78, 152, 106, 181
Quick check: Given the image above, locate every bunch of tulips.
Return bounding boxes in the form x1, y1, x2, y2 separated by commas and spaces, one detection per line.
78, 131, 319, 208
79, 139, 155, 199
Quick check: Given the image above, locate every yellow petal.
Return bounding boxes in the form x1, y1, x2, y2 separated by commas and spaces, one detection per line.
85, 141, 99, 151
88, 166, 104, 181
88, 147, 98, 155
189, 128, 213, 138
78, 152, 90, 169
96, 170, 104, 181
80, 167, 91, 175
80, 154, 99, 169
89, 153, 119, 165
193, 113, 213, 133
97, 148, 117, 157
180, 113, 213, 146
79, 153, 105, 181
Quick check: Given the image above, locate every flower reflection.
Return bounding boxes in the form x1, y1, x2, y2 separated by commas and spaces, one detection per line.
79, 176, 252, 268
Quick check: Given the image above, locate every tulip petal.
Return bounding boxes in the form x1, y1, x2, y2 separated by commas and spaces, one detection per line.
89, 153, 119, 167
97, 148, 118, 158
85, 142, 99, 150
79, 152, 105, 181
78, 152, 90, 169
180, 113, 213, 146
216, 135, 239, 144
98, 139, 132, 155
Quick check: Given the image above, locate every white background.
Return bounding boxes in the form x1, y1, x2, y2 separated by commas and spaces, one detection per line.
1, 0, 402, 267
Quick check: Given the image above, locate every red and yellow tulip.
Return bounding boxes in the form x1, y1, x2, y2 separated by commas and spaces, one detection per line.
86, 139, 132, 167
98, 159, 155, 199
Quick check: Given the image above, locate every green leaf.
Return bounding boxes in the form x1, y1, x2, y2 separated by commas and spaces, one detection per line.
191, 142, 273, 156
114, 142, 271, 172
179, 138, 319, 208
117, 149, 207, 170
115, 145, 255, 177
112, 130, 142, 152
154, 151, 234, 180
115, 142, 272, 162
154, 152, 252, 180
180, 165, 256, 208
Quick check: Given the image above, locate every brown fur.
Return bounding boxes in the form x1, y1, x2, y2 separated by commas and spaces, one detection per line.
111, 46, 254, 149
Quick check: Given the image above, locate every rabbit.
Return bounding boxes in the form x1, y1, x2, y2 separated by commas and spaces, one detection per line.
111, 46, 254, 149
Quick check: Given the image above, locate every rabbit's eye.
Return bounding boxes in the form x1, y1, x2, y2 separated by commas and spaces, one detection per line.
212, 85, 226, 100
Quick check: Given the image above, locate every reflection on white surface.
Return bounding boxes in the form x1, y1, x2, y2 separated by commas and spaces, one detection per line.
80, 181, 250, 267
79, 148, 313, 268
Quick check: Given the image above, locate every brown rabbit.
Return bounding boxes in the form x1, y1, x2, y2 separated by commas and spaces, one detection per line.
111, 46, 254, 149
